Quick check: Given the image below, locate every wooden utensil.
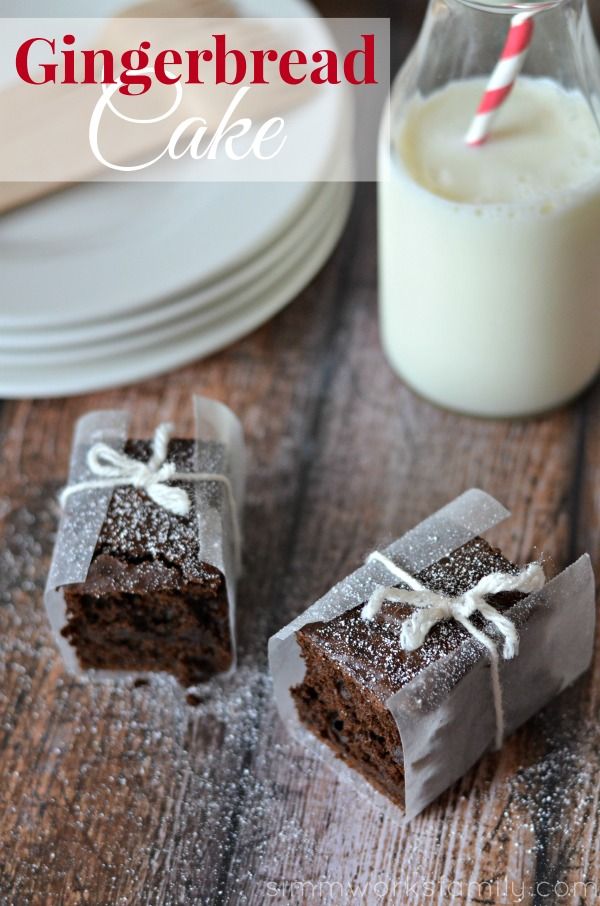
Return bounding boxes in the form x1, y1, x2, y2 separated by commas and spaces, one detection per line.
0, 0, 311, 216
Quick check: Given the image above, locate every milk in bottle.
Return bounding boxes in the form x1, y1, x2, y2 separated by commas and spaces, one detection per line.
378, 0, 600, 417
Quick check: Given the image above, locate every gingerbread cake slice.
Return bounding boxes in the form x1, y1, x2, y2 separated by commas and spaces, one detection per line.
291, 538, 524, 807
60, 438, 233, 687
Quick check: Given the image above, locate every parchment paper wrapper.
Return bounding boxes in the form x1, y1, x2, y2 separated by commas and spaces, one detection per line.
269, 489, 596, 819
45, 395, 245, 685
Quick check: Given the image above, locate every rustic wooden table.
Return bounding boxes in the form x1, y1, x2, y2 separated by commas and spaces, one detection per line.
1, 3, 600, 904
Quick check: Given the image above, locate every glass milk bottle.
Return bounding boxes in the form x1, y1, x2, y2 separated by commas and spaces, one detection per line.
378, 0, 600, 417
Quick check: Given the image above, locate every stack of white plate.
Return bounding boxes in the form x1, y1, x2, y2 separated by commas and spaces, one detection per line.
0, 0, 354, 398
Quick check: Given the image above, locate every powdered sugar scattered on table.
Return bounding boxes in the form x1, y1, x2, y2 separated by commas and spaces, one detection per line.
1, 492, 598, 904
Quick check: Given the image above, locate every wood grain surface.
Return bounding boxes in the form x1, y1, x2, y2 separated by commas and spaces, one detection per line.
1, 2, 600, 904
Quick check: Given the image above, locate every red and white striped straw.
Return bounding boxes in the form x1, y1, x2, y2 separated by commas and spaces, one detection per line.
465, 10, 536, 147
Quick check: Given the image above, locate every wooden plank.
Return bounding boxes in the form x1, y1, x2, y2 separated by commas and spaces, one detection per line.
0, 170, 596, 906
0, 200, 364, 905
218, 188, 599, 906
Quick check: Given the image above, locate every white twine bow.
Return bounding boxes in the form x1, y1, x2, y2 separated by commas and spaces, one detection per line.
59, 422, 241, 567
361, 551, 546, 749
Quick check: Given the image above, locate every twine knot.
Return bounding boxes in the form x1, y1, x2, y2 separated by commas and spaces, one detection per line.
361, 551, 545, 749
60, 423, 191, 517
59, 421, 242, 570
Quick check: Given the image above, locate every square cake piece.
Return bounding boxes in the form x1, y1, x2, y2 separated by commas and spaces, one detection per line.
60, 438, 233, 687
291, 538, 524, 807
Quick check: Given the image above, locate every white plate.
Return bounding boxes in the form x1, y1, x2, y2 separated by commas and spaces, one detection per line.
0, 181, 352, 397
0, 153, 352, 351
1, 181, 351, 364
0, 1, 352, 329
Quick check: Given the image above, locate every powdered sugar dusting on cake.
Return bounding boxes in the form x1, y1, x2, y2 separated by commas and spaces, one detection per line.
298, 538, 522, 699
96, 440, 222, 585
